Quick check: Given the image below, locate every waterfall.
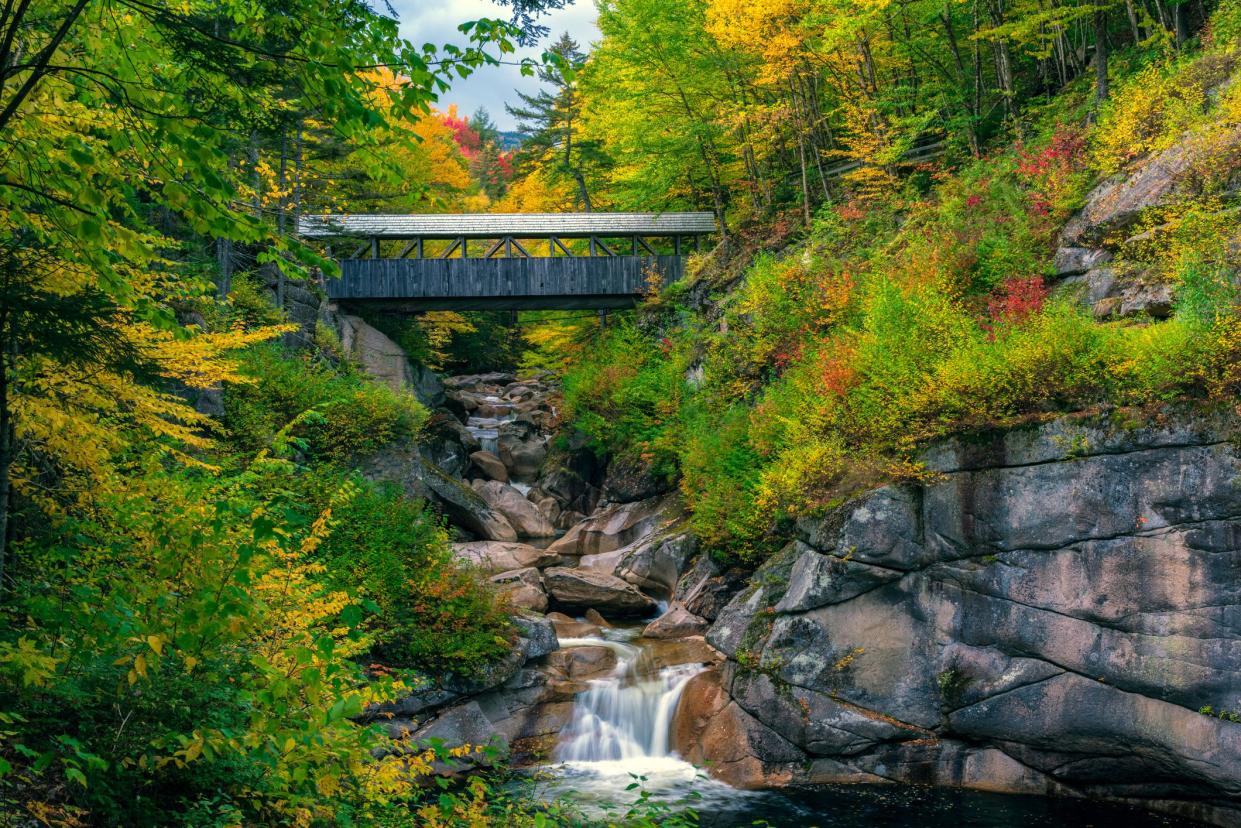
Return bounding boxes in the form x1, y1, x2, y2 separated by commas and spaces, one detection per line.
555, 638, 704, 764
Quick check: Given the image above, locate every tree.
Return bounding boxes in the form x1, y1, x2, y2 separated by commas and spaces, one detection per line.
0, 0, 535, 594
507, 33, 609, 211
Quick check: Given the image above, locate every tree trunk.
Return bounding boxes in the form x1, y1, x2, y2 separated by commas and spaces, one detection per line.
1095, 8, 1110, 103
798, 132, 812, 227
1174, 0, 1189, 47
1125, 0, 1145, 43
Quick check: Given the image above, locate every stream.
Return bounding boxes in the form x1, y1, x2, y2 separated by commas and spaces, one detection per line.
448, 374, 1194, 827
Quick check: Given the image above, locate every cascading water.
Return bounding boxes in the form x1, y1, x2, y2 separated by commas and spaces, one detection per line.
555, 637, 703, 763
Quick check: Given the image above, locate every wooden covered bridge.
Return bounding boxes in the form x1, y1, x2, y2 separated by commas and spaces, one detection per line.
298, 212, 718, 311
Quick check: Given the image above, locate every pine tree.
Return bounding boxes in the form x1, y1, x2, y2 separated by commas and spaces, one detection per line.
506, 33, 609, 211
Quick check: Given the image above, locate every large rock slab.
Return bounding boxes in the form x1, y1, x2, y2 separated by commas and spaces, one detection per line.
453, 541, 559, 573
548, 494, 680, 560
543, 567, 659, 616
699, 408, 1241, 824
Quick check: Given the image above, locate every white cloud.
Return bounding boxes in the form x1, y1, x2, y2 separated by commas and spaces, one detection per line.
387, 0, 599, 131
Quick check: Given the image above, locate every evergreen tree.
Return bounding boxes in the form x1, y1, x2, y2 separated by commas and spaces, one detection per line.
506, 33, 610, 211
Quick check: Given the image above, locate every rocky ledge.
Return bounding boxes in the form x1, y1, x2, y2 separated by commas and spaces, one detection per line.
674, 406, 1241, 826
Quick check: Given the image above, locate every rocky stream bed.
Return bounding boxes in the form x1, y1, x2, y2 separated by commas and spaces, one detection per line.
331, 362, 1239, 827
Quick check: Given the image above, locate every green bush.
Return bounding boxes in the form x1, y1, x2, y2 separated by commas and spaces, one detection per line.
224, 344, 427, 462
316, 482, 513, 675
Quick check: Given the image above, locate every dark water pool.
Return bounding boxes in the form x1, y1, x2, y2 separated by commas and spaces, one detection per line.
534, 761, 1199, 828
694, 783, 1195, 827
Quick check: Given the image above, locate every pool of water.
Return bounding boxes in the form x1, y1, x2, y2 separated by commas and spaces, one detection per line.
534, 759, 1196, 827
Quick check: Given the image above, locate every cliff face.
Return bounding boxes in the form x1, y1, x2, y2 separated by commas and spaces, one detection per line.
675, 407, 1241, 826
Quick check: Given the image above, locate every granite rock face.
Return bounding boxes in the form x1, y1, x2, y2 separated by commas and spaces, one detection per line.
688, 408, 1241, 826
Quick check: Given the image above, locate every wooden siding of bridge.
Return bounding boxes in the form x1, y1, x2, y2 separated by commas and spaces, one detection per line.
327, 254, 683, 311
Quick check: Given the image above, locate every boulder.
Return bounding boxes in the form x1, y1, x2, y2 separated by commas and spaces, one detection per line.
511, 612, 559, 659
601, 453, 676, 503
545, 611, 602, 639
453, 541, 559, 573
410, 362, 447, 409
336, 315, 413, 394
583, 608, 612, 627
407, 701, 504, 771
543, 567, 659, 616
1052, 245, 1113, 276
547, 494, 679, 559
497, 420, 547, 481
642, 604, 708, 639
615, 532, 696, 597
474, 481, 557, 538
675, 556, 745, 621
362, 447, 517, 541
470, 450, 509, 483
490, 567, 547, 613
420, 412, 478, 476
542, 645, 619, 679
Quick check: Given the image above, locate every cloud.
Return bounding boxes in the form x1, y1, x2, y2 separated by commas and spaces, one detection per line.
387, 0, 599, 131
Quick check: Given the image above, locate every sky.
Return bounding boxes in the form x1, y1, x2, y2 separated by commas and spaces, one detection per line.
387, 1, 600, 131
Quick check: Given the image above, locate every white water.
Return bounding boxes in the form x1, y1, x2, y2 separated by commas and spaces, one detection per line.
554, 635, 704, 763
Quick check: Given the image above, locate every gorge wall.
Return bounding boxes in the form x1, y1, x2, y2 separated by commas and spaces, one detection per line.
673, 407, 1241, 826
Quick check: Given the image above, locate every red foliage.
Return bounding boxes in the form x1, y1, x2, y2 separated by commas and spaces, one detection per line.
986, 275, 1048, 330
1015, 126, 1085, 218
836, 200, 867, 222
965, 194, 983, 208
441, 110, 481, 158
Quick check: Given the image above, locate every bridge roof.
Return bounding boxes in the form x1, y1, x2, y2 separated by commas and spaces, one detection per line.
298, 211, 717, 239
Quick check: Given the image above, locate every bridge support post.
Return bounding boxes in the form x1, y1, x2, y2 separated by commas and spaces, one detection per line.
598, 309, 608, 329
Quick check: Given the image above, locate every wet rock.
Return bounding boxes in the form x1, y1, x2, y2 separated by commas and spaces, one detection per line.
546, 611, 602, 639
583, 608, 612, 627
644, 636, 722, 669
497, 420, 547, 481
473, 480, 556, 538
672, 668, 803, 788
642, 604, 708, 639
453, 541, 559, 573
490, 567, 547, 613
543, 567, 659, 616
470, 450, 509, 482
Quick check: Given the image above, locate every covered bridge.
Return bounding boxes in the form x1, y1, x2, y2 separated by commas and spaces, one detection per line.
298, 212, 717, 311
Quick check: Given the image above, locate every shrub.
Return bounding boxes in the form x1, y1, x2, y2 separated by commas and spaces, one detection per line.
224, 344, 427, 462
316, 482, 513, 675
